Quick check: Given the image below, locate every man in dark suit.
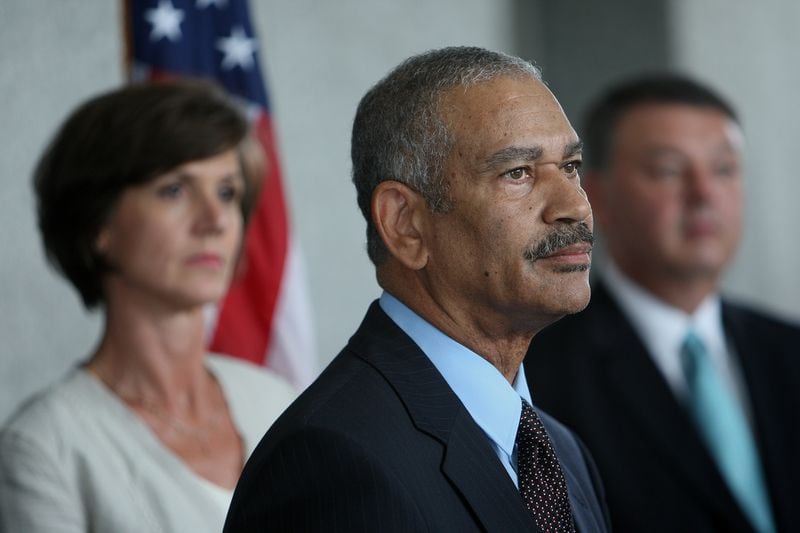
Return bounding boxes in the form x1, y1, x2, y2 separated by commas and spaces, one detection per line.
525, 75, 800, 533
225, 47, 610, 532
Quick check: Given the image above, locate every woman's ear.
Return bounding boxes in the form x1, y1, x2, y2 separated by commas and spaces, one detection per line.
371, 180, 429, 270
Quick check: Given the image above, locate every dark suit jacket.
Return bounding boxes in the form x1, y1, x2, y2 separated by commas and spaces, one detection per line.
225, 301, 611, 532
524, 282, 800, 533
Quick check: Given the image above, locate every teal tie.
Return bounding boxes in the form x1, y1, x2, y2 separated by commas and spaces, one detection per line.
680, 331, 776, 533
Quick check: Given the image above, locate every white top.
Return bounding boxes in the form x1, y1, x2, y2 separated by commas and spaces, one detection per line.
602, 261, 751, 413
0, 355, 296, 533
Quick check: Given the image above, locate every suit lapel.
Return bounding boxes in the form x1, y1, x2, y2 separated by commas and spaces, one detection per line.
723, 303, 797, 532
442, 411, 538, 532
347, 302, 538, 532
591, 285, 752, 530
538, 408, 608, 533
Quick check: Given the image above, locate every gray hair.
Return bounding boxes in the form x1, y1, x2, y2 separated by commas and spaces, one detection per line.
351, 46, 542, 265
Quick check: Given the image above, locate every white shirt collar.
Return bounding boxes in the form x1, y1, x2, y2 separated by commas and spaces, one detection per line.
602, 260, 728, 394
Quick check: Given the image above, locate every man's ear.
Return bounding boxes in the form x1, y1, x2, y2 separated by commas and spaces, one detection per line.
372, 180, 429, 270
582, 170, 608, 227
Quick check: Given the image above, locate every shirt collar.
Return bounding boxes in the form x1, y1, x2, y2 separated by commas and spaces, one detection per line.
602, 260, 726, 390
379, 291, 530, 458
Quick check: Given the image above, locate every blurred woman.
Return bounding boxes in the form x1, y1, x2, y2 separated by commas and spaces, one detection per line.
0, 80, 296, 532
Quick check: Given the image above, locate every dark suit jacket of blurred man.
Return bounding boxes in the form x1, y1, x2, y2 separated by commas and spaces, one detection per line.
224, 302, 610, 532
525, 282, 800, 533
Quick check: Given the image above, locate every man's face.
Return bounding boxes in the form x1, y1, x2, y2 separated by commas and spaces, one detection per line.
591, 103, 743, 288
422, 75, 593, 329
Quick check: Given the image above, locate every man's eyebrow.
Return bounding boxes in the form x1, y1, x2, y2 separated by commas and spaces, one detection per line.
564, 140, 583, 158
481, 146, 544, 172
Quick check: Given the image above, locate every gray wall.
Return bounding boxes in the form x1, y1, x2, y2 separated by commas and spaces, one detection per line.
1, 1, 120, 421
2, 0, 798, 424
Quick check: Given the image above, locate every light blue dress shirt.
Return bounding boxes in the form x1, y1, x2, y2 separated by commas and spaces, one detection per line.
379, 292, 533, 488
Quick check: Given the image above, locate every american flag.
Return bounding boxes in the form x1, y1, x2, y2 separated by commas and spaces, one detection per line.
126, 0, 317, 389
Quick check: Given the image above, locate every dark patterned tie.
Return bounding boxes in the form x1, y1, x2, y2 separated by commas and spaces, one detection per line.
516, 399, 575, 532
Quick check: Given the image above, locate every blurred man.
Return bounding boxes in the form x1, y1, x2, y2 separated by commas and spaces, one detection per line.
225, 46, 610, 532
525, 74, 800, 533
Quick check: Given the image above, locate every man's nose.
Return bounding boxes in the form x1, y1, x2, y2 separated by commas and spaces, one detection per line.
684, 164, 716, 204
540, 170, 592, 225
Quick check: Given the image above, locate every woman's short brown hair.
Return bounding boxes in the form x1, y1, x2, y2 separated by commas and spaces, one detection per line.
34, 79, 251, 309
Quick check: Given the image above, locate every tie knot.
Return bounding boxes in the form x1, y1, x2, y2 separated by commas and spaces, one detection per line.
516, 400, 554, 456
517, 400, 541, 440
680, 330, 708, 382
683, 330, 706, 354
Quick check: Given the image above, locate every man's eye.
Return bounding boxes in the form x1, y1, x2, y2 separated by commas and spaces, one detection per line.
644, 161, 684, 179
562, 160, 582, 176
713, 161, 739, 178
649, 167, 682, 179
504, 168, 529, 180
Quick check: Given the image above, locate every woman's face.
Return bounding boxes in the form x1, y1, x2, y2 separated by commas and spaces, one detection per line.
96, 149, 245, 310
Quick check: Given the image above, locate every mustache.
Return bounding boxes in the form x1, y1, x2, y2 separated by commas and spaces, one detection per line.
523, 222, 594, 262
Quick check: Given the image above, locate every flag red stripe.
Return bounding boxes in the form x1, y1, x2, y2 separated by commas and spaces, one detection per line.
210, 113, 289, 364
